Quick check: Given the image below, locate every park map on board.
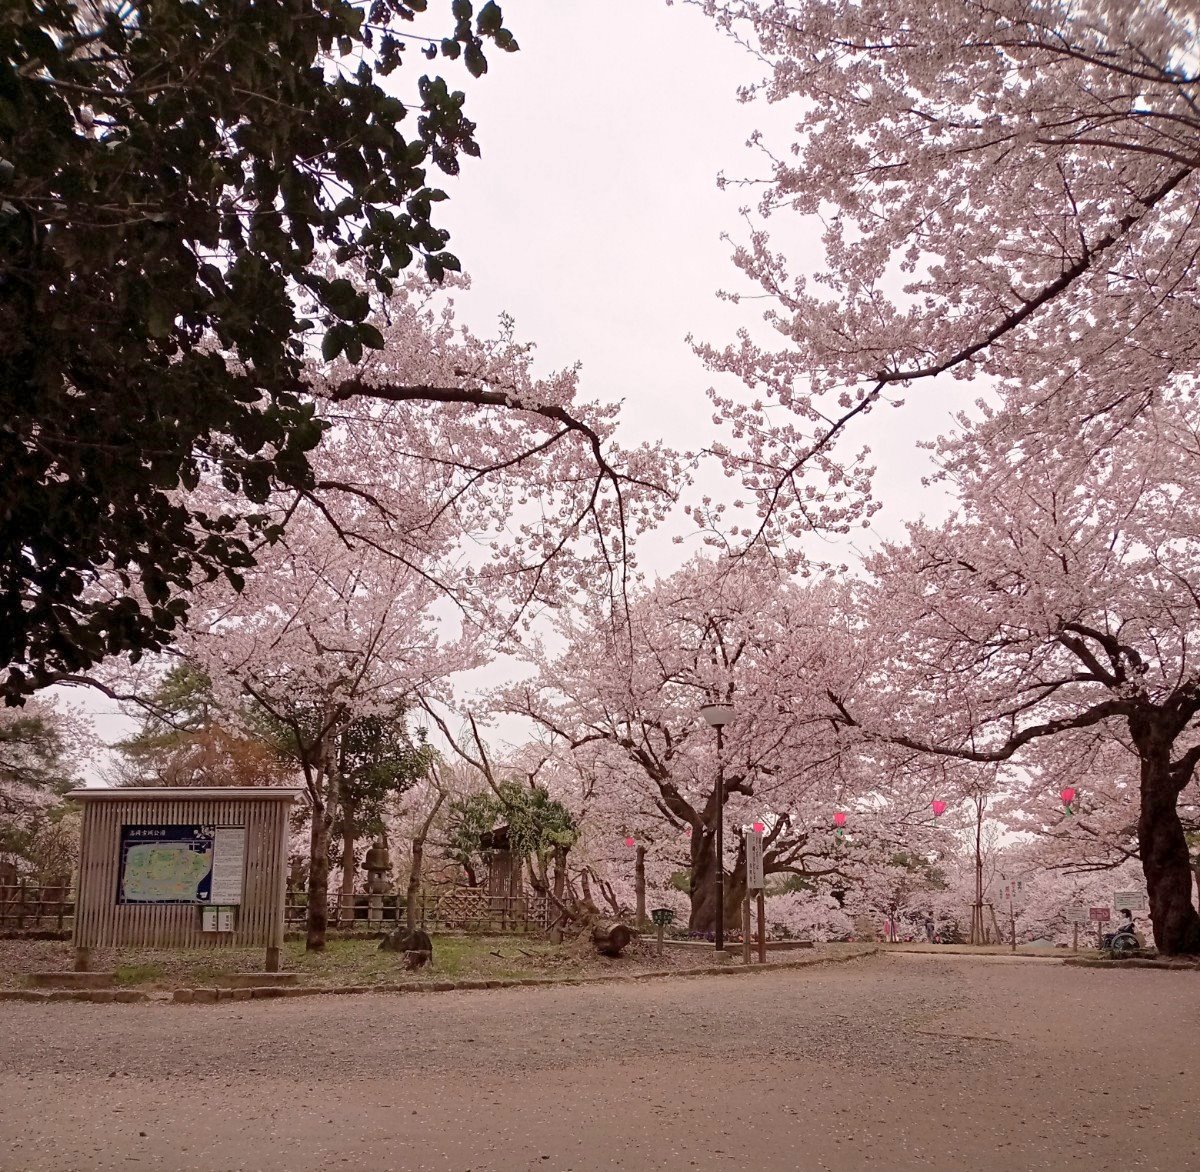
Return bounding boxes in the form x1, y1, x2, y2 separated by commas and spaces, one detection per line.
118, 825, 215, 904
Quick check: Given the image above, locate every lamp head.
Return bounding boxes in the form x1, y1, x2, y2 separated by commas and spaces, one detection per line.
699, 702, 735, 728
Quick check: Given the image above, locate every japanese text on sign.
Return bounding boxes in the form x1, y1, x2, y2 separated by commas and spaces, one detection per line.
745, 828, 764, 890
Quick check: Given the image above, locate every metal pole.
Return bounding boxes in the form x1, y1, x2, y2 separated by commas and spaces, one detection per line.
715, 723, 725, 954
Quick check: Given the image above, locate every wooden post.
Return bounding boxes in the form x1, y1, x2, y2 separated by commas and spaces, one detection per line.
757, 891, 766, 964
1073, 922, 1079, 953
656, 921, 665, 957
74, 946, 90, 973
264, 946, 280, 973
742, 897, 751, 964
635, 845, 647, 929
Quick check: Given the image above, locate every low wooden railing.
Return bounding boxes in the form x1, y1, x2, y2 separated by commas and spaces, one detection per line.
0, 883, 552, 936
0, 883, 74, 931
285, 888, 553, 934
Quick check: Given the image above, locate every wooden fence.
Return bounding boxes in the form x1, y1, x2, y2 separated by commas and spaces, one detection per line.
0, 884, 74, 932
285, 887, 553, 934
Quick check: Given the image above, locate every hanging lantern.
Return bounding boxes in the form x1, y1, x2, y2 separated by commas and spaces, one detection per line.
624, 836, 635, 847
1060, 787, 1077, 815
931, 800, 947, 817
752, 821, 765, 834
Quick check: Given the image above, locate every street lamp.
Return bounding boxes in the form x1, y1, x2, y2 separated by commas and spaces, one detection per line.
699, 701, 735, 953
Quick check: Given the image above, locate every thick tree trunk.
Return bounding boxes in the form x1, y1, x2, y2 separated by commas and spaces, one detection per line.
306, 798, 331, 952
687, 837, 749, 933
1138, 750, 1200, 955
687, 830, 718, 933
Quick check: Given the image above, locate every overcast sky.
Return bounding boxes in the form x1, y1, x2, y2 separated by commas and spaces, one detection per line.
433, 1, 962, 560
75, 1, 971, 764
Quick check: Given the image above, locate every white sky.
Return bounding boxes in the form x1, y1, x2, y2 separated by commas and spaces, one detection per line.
72, 0, 972, 766
432, 1, 962, 559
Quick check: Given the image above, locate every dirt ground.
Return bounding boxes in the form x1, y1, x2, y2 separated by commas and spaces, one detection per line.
0, 951, 1195, 1172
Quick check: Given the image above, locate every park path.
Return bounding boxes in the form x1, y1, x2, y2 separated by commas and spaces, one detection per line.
0, 952, 1195, 1172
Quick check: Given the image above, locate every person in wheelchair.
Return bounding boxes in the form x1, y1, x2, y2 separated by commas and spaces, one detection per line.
1102, 908, 1139, 949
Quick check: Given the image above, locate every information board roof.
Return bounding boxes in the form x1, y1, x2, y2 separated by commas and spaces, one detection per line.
67, 787, 305, 802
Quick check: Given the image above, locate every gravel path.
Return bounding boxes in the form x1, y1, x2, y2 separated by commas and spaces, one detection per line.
0, 952, 1195, 1171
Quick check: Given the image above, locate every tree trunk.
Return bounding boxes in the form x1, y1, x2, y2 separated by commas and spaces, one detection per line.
687, 829, 719, 933
634, 845, 647, 928
1138, 750, 1200, 955
306, 797, 331, 952
592, 921, 632, 957
406, 788, 444, 931
406, 836, 424, 931
553, 846, 566, 902
307, 751, 340, 953
339, 815, 356, 928
971, 796, 985, 945
687, 825, 748, 934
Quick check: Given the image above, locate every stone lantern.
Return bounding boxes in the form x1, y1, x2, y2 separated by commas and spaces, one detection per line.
362, 842, 391, 925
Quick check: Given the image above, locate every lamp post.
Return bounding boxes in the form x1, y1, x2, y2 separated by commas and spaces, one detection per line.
699, 700, 735, 953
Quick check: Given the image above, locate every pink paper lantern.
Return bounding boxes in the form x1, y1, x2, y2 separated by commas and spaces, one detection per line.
752, 821, 765, 834
624, 836, 635, 847
833, 811, 847, 828
931, 800, 947, 817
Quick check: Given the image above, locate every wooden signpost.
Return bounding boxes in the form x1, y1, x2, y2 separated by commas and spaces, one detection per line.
1067, 905, 1089, 953
745, 828, 766, 964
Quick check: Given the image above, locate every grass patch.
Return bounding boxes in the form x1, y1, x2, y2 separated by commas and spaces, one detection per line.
283, 935, 564, 985
113, 963, 164, 986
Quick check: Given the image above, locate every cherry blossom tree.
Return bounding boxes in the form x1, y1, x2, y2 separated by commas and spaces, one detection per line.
307, 276, 680, 628
691, 0, 1200, 540
34, 275, 678, 701
112, 479, 477, 950
498, 553, 861, 933
0, 698, 92, 876
84, 271, 679, 947
829, 393, 1200, 954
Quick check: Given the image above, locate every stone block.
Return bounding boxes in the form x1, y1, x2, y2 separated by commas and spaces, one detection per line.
27, 972, 116, 989
215, 972, 300, 988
